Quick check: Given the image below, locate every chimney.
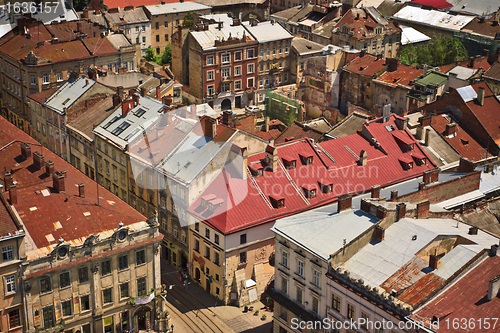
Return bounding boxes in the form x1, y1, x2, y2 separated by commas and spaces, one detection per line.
396, 203, 406, 220
424, 127, 431, 146
265, 116, 270, 132
162, 95, 173, 106
477, 87, 485, 106
77, 21, 82, 32
360, 199, 370, 212
8, 184, 17, 205
491, 244, 499, 256
483, 49, 489, 57
376, 54, 382, 60
358, 150, 367, 166
132, 93, 140, 106
156, 86, 161, 100
251, 20, 258, 27
45, 160, 54, 175
416, 200, 430, 218
394, 117, 407, 130
83, 9, 89, 18
458, 157, 475, 173
390, 190, 398, 201
20, 142, 31, 159
52, 171, 65, 193
125, 5, 134, 10
371, 185, 380, 198
374, 225, 385, 241
3, 172, 13, 191
265, 145, 278, 172
423, 168, 439, 184
469, 56, 475, 68
356, 13, 360, 20
222, 110, 233, 126
141, 87, 146, 97
387, 58, 399, 71
113, 93, 122, 107
445, 123, 457, 136
360, 49, 366, 57
78, 183, 85, 197
419, 181, 425, 191
468, 226, 478, 235
429, 254, 440, 270
122, 100, 134, 117
117, 86, 124, 98
233, 18, 241, 26
33, 151, 44, 170
487, 275, 500, 301
218, 21, 223, 30
338, 194, 352, 213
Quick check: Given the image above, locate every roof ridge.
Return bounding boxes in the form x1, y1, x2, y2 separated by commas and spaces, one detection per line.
276, 158, 310, 205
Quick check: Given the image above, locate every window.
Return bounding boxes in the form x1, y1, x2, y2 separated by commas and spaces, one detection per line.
205, 228, 210, 238
207, 55, 214, 65
120, 283, 129, 298
260, 49, 263, 57
347, 303, 355, 319
118, 255, 128, 270
207, 85, 214, 95
194, 239, 200, 252
279, 45, 282, 54
57, 72, 62, 81
222, 83, 230, 92
2, 245, 14, 261
156, 35, 160, 42
30, 74, 36, 85
205, 245, 210, 259
60, 272, 70, 288
207, 70, 214, 81
156, 47, 160, 54
62, 300, 72, 317
332, 294, 341, 312
273, 47, 276, 55
259, 78, 263, 87
165, 21, 168, 28
103, 288, 112, 304
135, 26, 139, 32
6, 274, 16, 293
312, 297, 319, 314
137, 277, 147, 296
285, 45, 289, 53
235, 51, 241, 61
296, 286, 302, 303
40, 277, 51, 293
235, 80, 241, 90
266, 48, 270, 56
43, 306, 55, 328
281, 276, 288, 293
222, 53, 230, 63
214, 234, 219, 245
81, 295, 90, 311
247, 78, 254, 88
239, 251, 247, 264
173, 227, 178, 238
181, 232, 186, 243
284, 73, 288, 82
297, 260, 304, 277
78, 267, 88, 283
195, 223, 199, 231
101, 260, 111, 276
247, 49, 254, 58
9, 309, 20, 328
361, 312, 369, 330
136, 249, 146, 265
281, 250, 288, 267
142, 36, 146, 43
214, 251, 220, 265
43, 74, 48, 84
155, 22, 159, 29
142, 25, 145, 31
234, 66, 241, 76
240, 234, 247, 244
313, 268, 320, 286
113, 165, 118, 180
247, 64, 254, 74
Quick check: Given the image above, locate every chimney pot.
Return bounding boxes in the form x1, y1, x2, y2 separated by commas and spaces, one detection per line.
429, 254, 440, 269
338, 194, 353, 213
468, 226, 478, 235
78, 183, 85, 198
33, 151, 44, 170
390, 190, 398, 201
371, 185, 381, 198
477, 87, 485, 106
8, 184, 17, 205
21, 142, 31, 159
156, 86, 161, 100
52, 171, 65, 193
3, 172, 13, 191
45, 160, 55, 175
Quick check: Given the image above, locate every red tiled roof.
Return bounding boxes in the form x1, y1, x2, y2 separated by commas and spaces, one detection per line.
188, 115, 436, 234
82, 37, 118, 56
45, 20, 107, 42
0, 117, 146, 255
28, 87, 58, 104
343, 54, 387, 77
466, 95, 500, 147
430, 115, 491, 162
409, 0, 452, 9
0, 195, 21, 239
103, 0, 194, 9
472, 81, 494, 96
409, 255, 500, 332
254, 129, 282, 141
439, 56, 491, 74
336, 8, 401, 41
274, 121, 324, 145
374, 64, 423, 88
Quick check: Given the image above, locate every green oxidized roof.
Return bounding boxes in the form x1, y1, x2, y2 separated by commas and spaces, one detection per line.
412, 71, 448, 88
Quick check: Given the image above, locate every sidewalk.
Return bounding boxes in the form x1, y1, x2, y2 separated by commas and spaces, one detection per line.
161, 261, 273, 333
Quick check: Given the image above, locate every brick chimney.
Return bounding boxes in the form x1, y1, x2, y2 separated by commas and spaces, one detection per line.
491, 244, 499, 256
387, 58, 399, 71
78, 183, 85, 197
487, 275, 500, 301
83, 9, 89, 18
360, 49, 366, 57
45, 160, 54, 175
429, 254, 440, 269
390, 190, 398, 201
468, 226, 478, 235
337, 194, 352, 213
162, 95, 173, 106
265, 116, 270, 132
265, 145, 278, 172
376, 54, 382, 60
423, 168, 439, 184
458, 157, 475, 173
374, 225, 385, 241
113, 93, 122, 107
358, 150, 367, 166
419, 181, 426, 191
8, 184, 17, 205
222, 110, 233, 126
424, 127, 431, 146
3, 172, 13, 191
132, 93, 140, 106
21, 142, 31, 159
122, 100, 134, 117
33, 151, 44, 170
396, 203, 406, 220
477, 87, 485, 106
445, 123, 457, 136
53, 171, 65, 193
156, 86, 161, 100
233, 18, 241, 26
417, 200, 430, 218
140, 87, 146, 97
371, 185, 380, 198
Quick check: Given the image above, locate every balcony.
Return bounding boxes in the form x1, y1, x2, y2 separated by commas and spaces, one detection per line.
221, 75, 232, 82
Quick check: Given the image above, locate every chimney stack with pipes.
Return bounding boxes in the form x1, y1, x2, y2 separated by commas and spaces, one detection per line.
265, 145, 278, 172
45, 160, 54, 175
477, 87, 485, 106
33, 152, 44, 170
337, 194, 352, 213
21, 142, 31, 160
8, 184, 17, 205
53, 171, 65, 193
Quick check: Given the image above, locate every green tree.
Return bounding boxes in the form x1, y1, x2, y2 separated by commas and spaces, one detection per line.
161, 44, 172, 65
183, 11, 195, 27
398, 36, 467, 67
144, 47, 158, 63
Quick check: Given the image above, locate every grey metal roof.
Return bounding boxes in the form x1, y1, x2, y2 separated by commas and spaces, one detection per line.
447, 66, 476, 81
104, 7, 150, 25
97, 72, 151, 89
199, 13, 234, 23
44, 76, 96, 114
400, 25, 431, 45
342, 218, 499, 288
391, 6, 474, 32
451, 0, 500, 18
106, 34, 131, 49
145, 2, 211, 16
32, 0, 78, 24
272, 207, 379, 261
242, 21, 293, 44
191, 23, 254, 50
291, 37, 325, 55
93, 96, 164, 149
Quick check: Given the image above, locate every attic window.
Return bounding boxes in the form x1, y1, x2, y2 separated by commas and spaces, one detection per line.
320, 182, 333, 193
249, 164, 264, 177
200, 194, 216, 208
399, 158, 414, 170
460, 138, 469, 145
111, 122, 131, 136
62, 98, 70, 105
302, 185, 317, 199
103, 116, 119, 129
270, 196, 285, 208
124, 128, 140, 141
299, 154, 313, 165
412, 154, 426, 166
282, 156, 296, 169
208, 198, 224, 211
135, 108, 146, 117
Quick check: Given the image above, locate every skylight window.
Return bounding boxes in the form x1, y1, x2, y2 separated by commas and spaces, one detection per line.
62, 98, 70, 105
124, 128, 140, 141
135, 108, 146, 117
111, 122, 131, 136
103, 116, 119, 129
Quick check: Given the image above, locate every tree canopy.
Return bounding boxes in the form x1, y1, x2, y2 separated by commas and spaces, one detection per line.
398, 37, 468, 67
144, 45, 172, 66
183, 12, 195, 27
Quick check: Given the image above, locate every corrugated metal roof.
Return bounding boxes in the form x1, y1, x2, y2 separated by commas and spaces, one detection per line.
400, 25, 431, 45
191, 23, 254, 50
242, 21, 293, 44
451, 0, 500, 17
44, 76, 96, 114
447, 66, 476, 80
145, 1, 211, 15
392, 6, 474, 31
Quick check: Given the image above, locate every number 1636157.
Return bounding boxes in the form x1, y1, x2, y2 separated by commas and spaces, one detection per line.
4, 2, 60, 14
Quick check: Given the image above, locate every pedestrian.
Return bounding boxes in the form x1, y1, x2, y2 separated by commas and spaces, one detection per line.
178, 271, 181, 282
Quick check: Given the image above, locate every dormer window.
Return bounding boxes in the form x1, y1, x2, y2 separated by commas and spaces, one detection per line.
201, 194, 216, 208
299, 154, 313, 165
208, 198, 224, 211
302, 185, 317, 199
270, 196, 285, 208
249, 162, 264, 177
399, 157, 414, 170
412, 153, 426, 166
282, 156, 296, 169
320, 182, 333, 193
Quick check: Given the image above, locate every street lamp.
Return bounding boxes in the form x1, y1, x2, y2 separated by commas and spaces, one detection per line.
170, 324, 174, 332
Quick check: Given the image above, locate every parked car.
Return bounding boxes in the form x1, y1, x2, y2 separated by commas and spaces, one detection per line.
245, 106, 262, 112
